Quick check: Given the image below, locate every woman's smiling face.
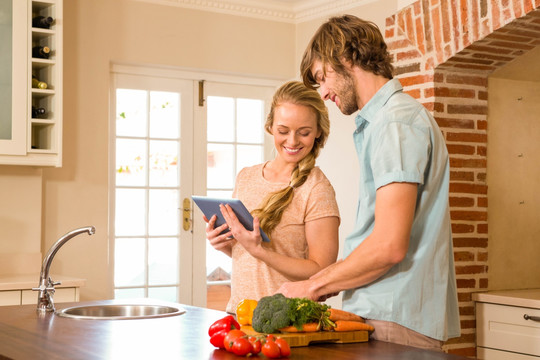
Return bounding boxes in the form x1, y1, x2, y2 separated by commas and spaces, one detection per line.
271, 102, 321, 165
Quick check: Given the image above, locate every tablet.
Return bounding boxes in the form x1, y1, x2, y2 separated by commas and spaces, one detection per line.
192, 195, 270, 242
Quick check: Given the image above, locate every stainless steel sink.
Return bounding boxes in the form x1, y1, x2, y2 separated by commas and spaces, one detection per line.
55, 304, 186, 320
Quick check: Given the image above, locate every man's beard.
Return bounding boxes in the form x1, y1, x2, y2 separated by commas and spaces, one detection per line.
336, 71, 359, 115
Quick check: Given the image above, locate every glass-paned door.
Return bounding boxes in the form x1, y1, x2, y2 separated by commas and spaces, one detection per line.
111, 70, 277, 309
193, 81, 275, 310
110, 73, 194, 304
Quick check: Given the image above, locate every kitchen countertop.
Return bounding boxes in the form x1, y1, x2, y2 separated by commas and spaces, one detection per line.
0, 274, 86, 291
472, 288, 540, 308
0, 299, 469, 360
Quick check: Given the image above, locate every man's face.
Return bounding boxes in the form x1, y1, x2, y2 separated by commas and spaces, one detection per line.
310, 60, 358, 115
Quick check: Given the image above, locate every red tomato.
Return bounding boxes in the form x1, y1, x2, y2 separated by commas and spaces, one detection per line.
232, 337, 252, 356
265, 334, 276, 342
223, 329, 246, 352
209, 329, 228, 349
248, 336, 261, 354
261, 339, 281, 358
275, 337, 291, 357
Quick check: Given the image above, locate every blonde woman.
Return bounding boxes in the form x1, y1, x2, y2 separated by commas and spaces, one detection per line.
205, 81, 340, 314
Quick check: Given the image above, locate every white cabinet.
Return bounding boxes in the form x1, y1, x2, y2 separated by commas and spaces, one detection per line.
0, 290, 21, 306
474, 289, 540, 360
21, 288, 79, 305
0, 0, 63, 166
0, 0, 27, 155
0, 274, 84, 306
0, 287, 79, 306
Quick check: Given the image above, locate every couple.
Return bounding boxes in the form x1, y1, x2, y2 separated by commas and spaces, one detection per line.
205, 15, 460, 351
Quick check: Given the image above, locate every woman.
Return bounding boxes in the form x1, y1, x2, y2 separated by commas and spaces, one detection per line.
205, 81, 340, 314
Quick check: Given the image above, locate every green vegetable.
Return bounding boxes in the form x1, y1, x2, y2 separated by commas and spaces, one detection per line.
287, 297, 335, 331
252, 293, 291, 333
251, 293, 336, 333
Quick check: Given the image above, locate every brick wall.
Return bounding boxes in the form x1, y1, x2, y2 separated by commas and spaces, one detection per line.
384, 0, 540, 357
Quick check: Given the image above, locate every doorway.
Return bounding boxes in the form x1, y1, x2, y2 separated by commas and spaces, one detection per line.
110, 65, 277, 308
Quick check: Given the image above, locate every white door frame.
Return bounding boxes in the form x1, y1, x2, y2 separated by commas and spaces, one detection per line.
110, 63, 283, 306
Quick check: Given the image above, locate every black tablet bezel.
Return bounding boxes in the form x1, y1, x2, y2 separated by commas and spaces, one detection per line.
191, 196, 270, 242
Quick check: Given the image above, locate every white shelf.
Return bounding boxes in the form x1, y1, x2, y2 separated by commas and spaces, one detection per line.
28, 0, 63, 162
0, 0, 62, 166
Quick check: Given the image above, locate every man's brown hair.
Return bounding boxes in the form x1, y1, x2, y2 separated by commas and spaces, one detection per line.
301, 14, 394, 88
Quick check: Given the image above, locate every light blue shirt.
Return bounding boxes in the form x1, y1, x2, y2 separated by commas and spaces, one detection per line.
342, 78, 461, 341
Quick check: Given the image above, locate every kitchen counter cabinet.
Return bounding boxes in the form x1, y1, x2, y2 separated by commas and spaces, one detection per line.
0, 274, 85, 306
473, 289, 540, 359
0, 299, 468, 360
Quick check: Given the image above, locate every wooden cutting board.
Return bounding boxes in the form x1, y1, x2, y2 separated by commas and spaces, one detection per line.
240, 325, 370, 347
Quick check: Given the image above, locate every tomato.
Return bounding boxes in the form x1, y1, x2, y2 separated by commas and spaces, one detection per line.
248, 336, 261, 354
265, 334, 276, 342
223, 329, 246, 352
261, 339, 281, 358
232, 337, 252, 356
209, 329, 228, 349
275, 337, 291, 357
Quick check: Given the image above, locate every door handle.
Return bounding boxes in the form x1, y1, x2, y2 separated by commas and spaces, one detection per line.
524, 314, 540, 322
183, 198, 192, 231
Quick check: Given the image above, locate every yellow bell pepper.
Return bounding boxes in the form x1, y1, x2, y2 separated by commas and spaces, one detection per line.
236, 299, 258, 326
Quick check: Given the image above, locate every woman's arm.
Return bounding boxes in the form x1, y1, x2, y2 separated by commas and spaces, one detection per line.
220, 204, 339, 281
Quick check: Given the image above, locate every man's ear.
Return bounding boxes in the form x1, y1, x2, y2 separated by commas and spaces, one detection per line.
341, 57, 354, 71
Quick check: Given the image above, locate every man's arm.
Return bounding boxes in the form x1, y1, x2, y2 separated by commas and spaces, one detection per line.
278, 182, 418, 300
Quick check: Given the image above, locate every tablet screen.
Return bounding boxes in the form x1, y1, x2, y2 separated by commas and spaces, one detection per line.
192, 196, 270, 242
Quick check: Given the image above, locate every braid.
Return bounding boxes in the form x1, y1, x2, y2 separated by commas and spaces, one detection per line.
251, 81, 329, 236
253, 152, 316, 235
290, 151, 316, 189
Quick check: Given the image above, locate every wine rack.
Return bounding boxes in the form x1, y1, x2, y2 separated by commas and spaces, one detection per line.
0, 0, 62, 166
29, 0, 62, 161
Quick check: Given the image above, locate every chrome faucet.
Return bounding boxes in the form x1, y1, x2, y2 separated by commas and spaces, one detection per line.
33, 226, 96, 312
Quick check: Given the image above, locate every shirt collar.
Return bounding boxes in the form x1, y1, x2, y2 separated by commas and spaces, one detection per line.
354, 78, 403, 129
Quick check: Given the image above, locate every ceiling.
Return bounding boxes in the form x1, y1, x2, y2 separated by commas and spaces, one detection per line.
133, 0, 381, 23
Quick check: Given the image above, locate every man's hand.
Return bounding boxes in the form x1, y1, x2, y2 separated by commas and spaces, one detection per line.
277, 280, 317, 300
278, 280, 340, 302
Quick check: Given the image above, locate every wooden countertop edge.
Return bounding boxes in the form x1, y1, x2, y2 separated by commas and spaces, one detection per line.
0, 274, 86, 291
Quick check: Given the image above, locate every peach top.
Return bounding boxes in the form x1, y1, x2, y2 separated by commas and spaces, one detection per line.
226, 162, 340, 313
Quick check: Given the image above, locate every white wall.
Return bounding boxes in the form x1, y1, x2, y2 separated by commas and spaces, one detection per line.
487, 45, 540, 290
0, 0, 414, 302
41, 0, 296, 301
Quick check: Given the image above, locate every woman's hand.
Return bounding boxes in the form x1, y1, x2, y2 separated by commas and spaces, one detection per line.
219, 204, 264, 257
204, 214, 234, 257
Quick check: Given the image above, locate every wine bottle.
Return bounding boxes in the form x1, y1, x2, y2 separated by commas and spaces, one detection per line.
32, 75, 48, 89
32, 45, 50, 59
32, 106, 46, 118
32, 15, 54, 29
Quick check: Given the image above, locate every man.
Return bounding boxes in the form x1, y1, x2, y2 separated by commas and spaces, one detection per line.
278, 15, 460, 350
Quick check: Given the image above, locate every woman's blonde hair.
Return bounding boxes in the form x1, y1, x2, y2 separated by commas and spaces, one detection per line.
252, 81, 330, 236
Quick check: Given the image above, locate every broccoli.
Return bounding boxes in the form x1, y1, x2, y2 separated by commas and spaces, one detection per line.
251, 293, 336, 333
252, 293, 292, 333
